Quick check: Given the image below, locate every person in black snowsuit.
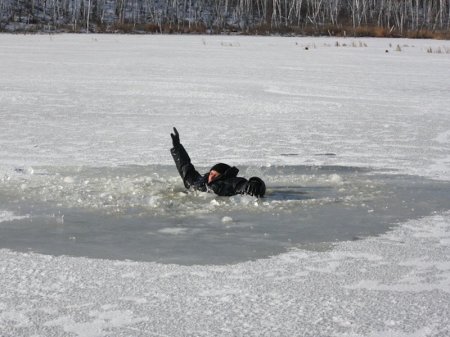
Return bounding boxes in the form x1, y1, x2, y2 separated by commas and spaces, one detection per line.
170, 127, 266, 197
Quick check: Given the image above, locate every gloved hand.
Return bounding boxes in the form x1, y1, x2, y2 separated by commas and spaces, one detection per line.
171, 127, 180, 147
244, 177, 266, 198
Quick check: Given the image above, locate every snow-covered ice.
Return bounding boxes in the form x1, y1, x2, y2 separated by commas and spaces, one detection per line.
1, 34, 450, 336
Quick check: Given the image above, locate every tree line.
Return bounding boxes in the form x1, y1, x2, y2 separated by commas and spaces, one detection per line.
1, 0, 449, 37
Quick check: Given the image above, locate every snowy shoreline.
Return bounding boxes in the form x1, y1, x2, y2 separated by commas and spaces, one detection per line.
1, 211, 449, 336
1, 35, 450, 335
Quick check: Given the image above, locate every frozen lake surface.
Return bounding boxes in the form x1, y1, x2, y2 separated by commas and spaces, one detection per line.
0, 34, 450, 336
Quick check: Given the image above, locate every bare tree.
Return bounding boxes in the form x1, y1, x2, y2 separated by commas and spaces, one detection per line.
1, 0, 449, 35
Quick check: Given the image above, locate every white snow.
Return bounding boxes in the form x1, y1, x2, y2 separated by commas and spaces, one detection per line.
157, 227, 189, 235
0, 210, 29, 223
1, 34, 450, 336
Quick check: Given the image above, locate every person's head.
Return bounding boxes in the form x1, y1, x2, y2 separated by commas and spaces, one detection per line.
208, 163, 230, 183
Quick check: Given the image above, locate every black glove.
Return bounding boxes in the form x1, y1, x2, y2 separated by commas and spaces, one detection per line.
171, 127, 180, 147
244, 177, 266, 198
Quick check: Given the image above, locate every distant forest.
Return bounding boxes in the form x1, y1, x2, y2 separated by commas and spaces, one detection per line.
1, 0, 450, 37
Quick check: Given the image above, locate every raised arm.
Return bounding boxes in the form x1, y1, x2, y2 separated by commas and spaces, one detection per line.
170, 127, 204, 190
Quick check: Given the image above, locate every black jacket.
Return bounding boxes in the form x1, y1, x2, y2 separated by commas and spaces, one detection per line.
171, 143, 248, 196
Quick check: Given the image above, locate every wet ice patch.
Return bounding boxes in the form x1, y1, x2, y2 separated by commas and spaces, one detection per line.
0, 165, 449, 265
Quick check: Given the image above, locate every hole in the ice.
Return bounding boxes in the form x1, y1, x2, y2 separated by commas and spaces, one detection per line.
0, 165, 449, 265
